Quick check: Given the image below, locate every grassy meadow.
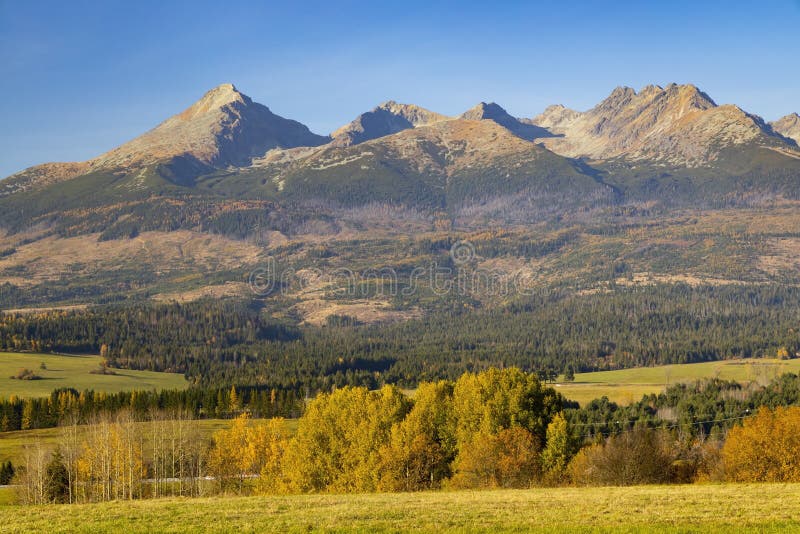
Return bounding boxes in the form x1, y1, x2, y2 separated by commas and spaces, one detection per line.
556, 358, 800, 406
0, 352, 187, 398
1, 483, 799, 532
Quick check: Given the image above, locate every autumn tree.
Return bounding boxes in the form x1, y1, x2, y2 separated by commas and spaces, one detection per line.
448, 368, 561, 488
205, 414, 289, 494
253, 418, 290, 494
149, 410, 205, 498
723, 406, 800, 482
76, 412, 145, 502
377, 380, 456, 491
283, 385, 410, 493
206, 413, 257, 493
541, 413, 576, 485
17, 441, 49, 504
452, 368, 563, 447
450, 426, 541, 489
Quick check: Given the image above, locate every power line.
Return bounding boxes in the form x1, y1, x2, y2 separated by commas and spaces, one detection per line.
570, 409, 751, 428
574, 411, 755, 439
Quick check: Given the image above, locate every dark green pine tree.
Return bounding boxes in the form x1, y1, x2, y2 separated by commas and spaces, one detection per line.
44, 451, 70, 503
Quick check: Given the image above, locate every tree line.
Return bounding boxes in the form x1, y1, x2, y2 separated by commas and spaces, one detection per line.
0, 385, 304, 433
11, 368, 800, 504
565, 371, 800, 441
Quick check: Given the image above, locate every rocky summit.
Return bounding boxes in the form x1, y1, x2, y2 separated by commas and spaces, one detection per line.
771, 113, 800, 144
529, 84, 792, 167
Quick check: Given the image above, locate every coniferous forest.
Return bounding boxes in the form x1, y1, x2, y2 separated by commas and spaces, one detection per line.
1, 283, 798, 392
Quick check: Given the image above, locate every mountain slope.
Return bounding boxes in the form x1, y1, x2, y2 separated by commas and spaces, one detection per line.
331, 101, 448, 146
3, 81, 800, 316
3, 81, 800, 239
274, 118, 611, 215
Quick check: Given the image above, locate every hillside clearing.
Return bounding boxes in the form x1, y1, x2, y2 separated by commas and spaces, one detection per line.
0, 352, 188, 398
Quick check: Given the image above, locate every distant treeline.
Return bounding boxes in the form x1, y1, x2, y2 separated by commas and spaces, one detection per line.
4, 364, 800, 446
565, 372, 800, 440
1, 284, 799, 390
0, 385, 304, 433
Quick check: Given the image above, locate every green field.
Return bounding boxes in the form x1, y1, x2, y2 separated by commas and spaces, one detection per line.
556, 358, 800, 406
1, 483, 799, 532
0, 352, 187, 398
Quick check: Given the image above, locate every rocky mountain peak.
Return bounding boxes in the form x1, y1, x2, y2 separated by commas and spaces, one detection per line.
459, 102, 510, 121
178, 83, 248, 119
771, 113, 800, 144
529, 104, 582, 132
663, 83, 717, 110
60, 84, 327, 176
330, 102, 448, 147
534, 83, 793, 165
460, 102, 551, 141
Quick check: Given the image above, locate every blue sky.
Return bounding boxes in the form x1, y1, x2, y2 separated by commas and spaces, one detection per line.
1, 0, 799, 177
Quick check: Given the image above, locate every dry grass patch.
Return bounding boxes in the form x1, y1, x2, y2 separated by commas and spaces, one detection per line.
0, 231, 265, 285
294, 298, 421, 326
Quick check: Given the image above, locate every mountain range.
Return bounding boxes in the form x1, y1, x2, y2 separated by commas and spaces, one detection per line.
1, 82, 800, 314
3, 82, 799, 215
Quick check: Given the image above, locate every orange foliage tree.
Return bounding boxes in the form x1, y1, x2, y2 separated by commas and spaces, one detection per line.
723, 406, 800, 482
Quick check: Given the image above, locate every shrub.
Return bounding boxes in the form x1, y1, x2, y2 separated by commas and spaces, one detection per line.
0, 461, 14, 485
10, 368, 41, 380
567, 426, 674, 486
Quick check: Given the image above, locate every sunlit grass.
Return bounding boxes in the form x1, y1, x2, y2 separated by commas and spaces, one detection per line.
0, 352, 188, 398
1, 483, 799, 532
555, 358, 800, 406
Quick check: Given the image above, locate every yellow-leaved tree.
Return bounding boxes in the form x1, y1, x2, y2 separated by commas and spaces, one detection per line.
282, 385, 410, 493
541, 413, 575, 485
447, 368, 562, 488
377, 380, 456, 491
723, 406, 800, 482
76, 412, 145, 501
205, 414, 289, 493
